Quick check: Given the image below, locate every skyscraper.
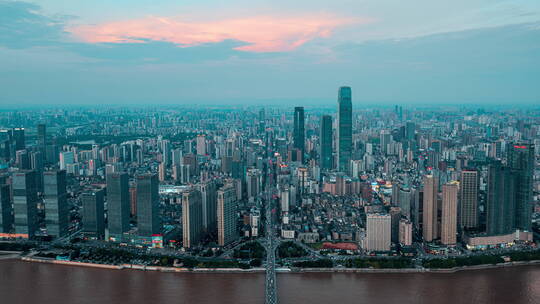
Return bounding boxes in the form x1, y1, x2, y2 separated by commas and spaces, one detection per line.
460, 169, 478, 229
507, 143, 534, 231
320, 115, 333, 170
217, 184, 237, 246
441, 182, 458, 245
293, 106, 305, 161
37, 124, 46, 148
337, 86, 352, 172
422, 175, 438, 242
0, 183, 13, 233
82, 189, 105, 239
136, 174, 160, 237
366, 213, 391, 252
486, 161, 515, 235
182, 189, 203, 248
12, 128, 25, 150
107, 172, 130, 239
43, 170, 69, 238
13, 171, 38, 238
199, 180, 217, 233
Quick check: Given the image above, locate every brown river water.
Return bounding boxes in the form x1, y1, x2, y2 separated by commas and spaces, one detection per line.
0, 260, 538, 304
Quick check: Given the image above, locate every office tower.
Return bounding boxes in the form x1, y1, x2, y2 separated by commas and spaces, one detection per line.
460, 169, 478, 229
320, 115, 333, 170
0, 184, 13, 233
182, 189, 203, 248
487, 162, 516, 235
13, 171, 38, 238
366, 213, 391, 251
37, 124, 46, 149
293, 107, 305, 161
16, 150, 30, 170
43, 170, 69, 238
508, 143, 534, 231
406, 122, 415, 141
390, 207, 401, 244
136, 174, 160, 237
217, 185, 237, 246
198, 180, 217, 232
337, 86, 352, 172
107, 172, 130, 238
82, 189, 105, 239
59, 151, 74, 170
422, 175, 438, 242
399, 219, 413, 246
12, 128, 25, 150
441, 182, 458, 245
196, 135, 207, 156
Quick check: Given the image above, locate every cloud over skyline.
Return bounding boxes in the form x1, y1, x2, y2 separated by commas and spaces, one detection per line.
70, 14, 361, 53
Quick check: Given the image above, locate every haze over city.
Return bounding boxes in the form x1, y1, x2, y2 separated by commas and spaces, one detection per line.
1, 0, 540, 106
1, 2, 540, 304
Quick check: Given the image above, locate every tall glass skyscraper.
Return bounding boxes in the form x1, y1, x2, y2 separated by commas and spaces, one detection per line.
320, 115, 333, 170
43, 170, 69, 238
487, 161, 516, 235
107, 172, 130, 239
508, 143, 534, 231
136, 174, 160, 237
337, 87, 352, 172
293, 106, 305, 161
13, 170, 38, 238
82, 189, 105, 239
0, 183, 13, 233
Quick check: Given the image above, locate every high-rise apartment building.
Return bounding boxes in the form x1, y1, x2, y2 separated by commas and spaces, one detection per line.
366, 213, 391, 251
217, 184, 237, 246
422, 175, 438, 242
460, 169, 478, 229
441, 182, 458, 245
199, 180, 217, 233
182, 189, 203, 248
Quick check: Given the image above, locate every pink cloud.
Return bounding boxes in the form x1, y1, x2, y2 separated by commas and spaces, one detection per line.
69, 14, 363, 52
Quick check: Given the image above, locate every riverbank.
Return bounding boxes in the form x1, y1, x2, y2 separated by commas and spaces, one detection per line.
19, 255, 540, 274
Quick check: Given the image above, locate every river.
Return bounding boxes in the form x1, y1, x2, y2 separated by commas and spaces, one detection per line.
1, 260, 539, 304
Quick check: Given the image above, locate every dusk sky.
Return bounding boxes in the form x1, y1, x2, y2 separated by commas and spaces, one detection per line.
1, 0, 539, 106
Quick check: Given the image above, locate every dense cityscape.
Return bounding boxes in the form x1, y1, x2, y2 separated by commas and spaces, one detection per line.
0, 88, 539, 283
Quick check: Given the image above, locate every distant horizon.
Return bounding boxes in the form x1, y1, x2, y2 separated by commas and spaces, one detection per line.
1, 100, 539, 111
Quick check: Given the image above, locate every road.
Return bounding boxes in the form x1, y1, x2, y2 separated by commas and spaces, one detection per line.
263, 163, 278, 304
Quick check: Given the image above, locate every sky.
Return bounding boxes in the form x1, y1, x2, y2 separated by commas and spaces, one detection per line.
0, 0, 539, 106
